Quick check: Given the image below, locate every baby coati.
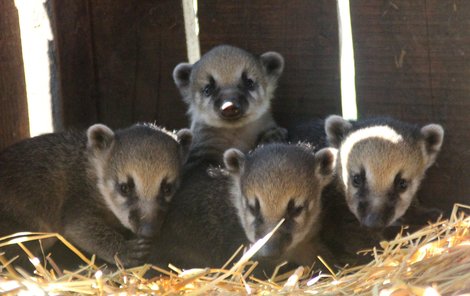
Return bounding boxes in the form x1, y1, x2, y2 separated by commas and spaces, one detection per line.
149, 143, 337, 273
0, 123, 192, 268
325, 115, 444, 229
173, 44, 287, 165
291, 115, 444, 266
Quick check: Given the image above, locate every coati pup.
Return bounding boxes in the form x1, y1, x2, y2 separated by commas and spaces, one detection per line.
291, 115, 444, 266
0, 123, 192, 268
172, 45, 287, 166
324, 115, 444, 229
149, 143, 337, 273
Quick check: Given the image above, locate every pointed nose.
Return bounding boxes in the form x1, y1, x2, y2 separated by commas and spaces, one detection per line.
220, 100, 241, 119
362, 212, 386, 229
138, 223, 156, 238
257, 241, 282, 260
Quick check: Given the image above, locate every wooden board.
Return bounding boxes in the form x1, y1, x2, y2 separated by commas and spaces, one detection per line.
0, 0, 29, 151
49, 0, 98, 130
198, 0, 341, 127
89, 0, 188, 130
350, 0, 470, 212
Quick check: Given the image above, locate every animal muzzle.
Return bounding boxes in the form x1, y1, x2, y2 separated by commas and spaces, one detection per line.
137, 209, 166, 238
215, 92, 247, 120
256, 232, 291, 260
361, 212, 387, 229
220, 100, 242, 119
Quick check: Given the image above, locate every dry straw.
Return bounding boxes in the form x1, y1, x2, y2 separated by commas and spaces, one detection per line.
1, 204, 469, 295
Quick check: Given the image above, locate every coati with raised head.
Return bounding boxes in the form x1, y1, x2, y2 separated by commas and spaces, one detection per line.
0, 123, 192, 268
172, 44, 287, 165
150, 143, 337, 272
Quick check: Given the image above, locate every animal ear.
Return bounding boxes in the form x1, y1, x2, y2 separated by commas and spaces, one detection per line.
325, 115, 353, 148
223, 148, 246, 174
176, 128, 193, 161
420, 124, 444, 167
173, 63, 193, 95
260, 51, 284, 79
87, 124, 115, 152
314, 147, 337, 179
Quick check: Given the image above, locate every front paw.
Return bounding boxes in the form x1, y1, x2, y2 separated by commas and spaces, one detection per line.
116, 237, 152, 267
258, 126, 288, 145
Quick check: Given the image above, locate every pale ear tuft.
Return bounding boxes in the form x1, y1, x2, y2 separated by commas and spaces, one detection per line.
421, 123, 444, 166
315, 147, 337, 178
325, 115, 353, 148
173, 63, 193, 89
260, 51, 284, 79
176, 128, 193, 160
223, 148, 246, 174
87, 124, 115, 151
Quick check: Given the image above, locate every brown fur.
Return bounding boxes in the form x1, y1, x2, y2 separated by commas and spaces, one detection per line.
0, 124, 191, 268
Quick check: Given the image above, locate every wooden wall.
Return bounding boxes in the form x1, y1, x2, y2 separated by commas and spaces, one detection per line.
350, 0, 470, 212
0, 1, 469, 212
0, 0, 29, 151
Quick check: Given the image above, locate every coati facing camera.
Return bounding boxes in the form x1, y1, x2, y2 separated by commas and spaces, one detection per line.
0, 124, 192, 268
324, 115, 444, 229
150, 143, 337, 272
172, 45, 287, 164
315, 115, 444, 266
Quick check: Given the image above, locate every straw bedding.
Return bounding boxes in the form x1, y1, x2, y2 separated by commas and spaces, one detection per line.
1, 204, 469, 295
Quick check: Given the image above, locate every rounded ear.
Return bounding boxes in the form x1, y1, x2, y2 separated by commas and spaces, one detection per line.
87, 124, 115, 151
176, 128, 193, 160
223, 148, 246, 174
325, 115, 353, 148
314, 147, 337, 179
421, 124, 444, 167
173, 62, 193, 91
260, 51, 284, 79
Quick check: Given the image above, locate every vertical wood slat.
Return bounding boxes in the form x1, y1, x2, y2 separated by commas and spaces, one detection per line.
49, 0, 98, 130
350, 0, 470, 211
0, 0, 29, 151
198, 0, 341, 127
90, 0, 188, 130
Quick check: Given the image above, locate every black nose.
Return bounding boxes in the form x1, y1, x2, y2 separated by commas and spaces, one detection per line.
257, 243, 282, 259
362, 212, 386, 229
139, 222, 157, 238
220, 100, 241, 118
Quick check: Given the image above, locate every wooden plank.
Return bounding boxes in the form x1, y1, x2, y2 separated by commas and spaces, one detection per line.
350, 0, 470, 212
49, 0, 98, 130
423, 0, 470, 210
0, 0, 29, 151
198, 0, 341, 127
90, 0, 188, 130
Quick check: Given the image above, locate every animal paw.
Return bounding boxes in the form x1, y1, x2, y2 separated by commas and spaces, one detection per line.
116, 237, 152, 267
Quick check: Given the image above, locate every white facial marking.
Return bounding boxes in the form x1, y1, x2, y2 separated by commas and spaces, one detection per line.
98, 179, 133, 231
340, 126, 403, 189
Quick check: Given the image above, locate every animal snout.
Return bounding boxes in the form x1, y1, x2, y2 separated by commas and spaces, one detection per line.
220, 100, 241, 119
138, 223, 155, 238
257, 242, 282, 259
255, 232, 291, 260
362, 212, 386, 229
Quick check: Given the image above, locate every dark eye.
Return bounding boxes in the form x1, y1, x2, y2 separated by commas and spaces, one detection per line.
395, 177, 409, 192
161, 180, 174, 197
242, 72, 256, 91
202, 77, 215, 97
202, 84, 213, 96
352, 173, 364, 188
287, 199, 304, 218
118, 178, 135, 197
247, 198, 260, 217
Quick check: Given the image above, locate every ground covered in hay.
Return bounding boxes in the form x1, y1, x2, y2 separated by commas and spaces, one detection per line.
1, 204, 469, 295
